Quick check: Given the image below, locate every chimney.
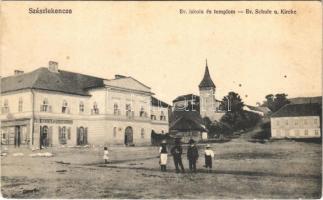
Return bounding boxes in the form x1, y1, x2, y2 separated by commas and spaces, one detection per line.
48, 61, 59, 73
115, 74, 126, 79
14, 70, 24, 75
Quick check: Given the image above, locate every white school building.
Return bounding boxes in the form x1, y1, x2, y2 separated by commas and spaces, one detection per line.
0, 61, 170, 148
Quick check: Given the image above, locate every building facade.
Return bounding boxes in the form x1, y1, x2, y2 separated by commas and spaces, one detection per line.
270, 103, 321, 139
1, 61, 170, 148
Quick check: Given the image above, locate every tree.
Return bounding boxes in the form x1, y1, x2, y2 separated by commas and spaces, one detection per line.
264, 94, 275, 111
262, 93, 290, 112
219, 92, 246, 131
274, 93, 290, 111
220, 92, 244, 112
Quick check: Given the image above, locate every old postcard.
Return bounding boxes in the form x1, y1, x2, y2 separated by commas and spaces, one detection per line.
0, 1, 322, 199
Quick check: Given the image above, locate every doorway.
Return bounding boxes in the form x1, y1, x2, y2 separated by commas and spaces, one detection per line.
14, 126, 21, 147
124, 126, 133, 145
40, 126, 49, 148
77, 127, 88, 145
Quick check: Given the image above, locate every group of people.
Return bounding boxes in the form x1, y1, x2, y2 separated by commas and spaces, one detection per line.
159, 138, 215, 173
102, 139, 215, 173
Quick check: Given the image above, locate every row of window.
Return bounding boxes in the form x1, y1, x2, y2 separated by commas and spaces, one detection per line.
112, 127, 146, 139
274, 118, 319, 126
1, 98, 167, 121
40, 99, 166, 120
42, 126, 88, 145
273, 129, 320, 137
1, 98, 23, 114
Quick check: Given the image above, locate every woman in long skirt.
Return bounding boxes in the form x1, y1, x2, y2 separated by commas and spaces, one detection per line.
159, 140, 168, 172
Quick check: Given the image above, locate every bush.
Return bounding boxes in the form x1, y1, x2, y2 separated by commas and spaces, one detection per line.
253, 121, 271, 140
220, 111, 261, 132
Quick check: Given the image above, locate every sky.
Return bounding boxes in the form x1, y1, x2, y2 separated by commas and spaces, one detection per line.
1, 1, 322, 105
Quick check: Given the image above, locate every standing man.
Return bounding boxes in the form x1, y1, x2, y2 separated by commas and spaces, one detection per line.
187, 139, 199, 173
171, 138, 185, 173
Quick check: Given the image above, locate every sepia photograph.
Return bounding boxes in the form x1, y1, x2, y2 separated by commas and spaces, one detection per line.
0, 1, 322, 199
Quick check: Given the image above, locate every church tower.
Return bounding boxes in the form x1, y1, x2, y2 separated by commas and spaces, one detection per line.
199, 60, 216, 119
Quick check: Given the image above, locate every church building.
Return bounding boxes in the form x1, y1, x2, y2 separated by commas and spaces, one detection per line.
198, 60, 224, 121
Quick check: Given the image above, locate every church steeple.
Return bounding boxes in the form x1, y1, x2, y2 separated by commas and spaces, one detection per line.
198, 59, 215, 89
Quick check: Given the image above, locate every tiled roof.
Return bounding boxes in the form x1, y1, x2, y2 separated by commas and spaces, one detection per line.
289, 96, 322, 105
1, 67, 105, 96
151, 96, 170, 108
245, 105, 271, 113
173, 94, 200, 103
271, 103, 321, 118
170, 115, 207, 131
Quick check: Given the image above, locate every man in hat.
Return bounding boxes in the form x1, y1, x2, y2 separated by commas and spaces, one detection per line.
187, 139, 199, 173
171, 137, 185, 173
204, 144, 215, 172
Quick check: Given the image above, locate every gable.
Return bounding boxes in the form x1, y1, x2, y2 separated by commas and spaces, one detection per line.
104, 77, 151, 93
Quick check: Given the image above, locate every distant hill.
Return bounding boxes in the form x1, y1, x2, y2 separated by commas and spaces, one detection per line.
288, 96, 322, 105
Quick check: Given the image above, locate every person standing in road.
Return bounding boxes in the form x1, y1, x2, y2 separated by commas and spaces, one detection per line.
204, 144, 215, 173
159, 140, 168, 172
187, 139, 199, 173
171, 138, 185, 173
103, 146, 109, 164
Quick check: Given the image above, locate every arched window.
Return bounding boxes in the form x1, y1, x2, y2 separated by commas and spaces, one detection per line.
79, 101, 84, 113
151, 110, 156, 120
140, 106, 146, 117
92, 102, 99, 114
41, 98, 50, 112
18, 97, 23, 112
59, 126, 67, 144
141, 128, 145, 139
113, 103, 119, 115
113, 127, 117, 138
126, 104, 132, 117
2, 99, 9, 113
62, 100, 69, 113
160, 111, 166, 121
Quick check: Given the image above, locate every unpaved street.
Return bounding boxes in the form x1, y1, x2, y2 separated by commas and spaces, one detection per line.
1, 138, 321, 199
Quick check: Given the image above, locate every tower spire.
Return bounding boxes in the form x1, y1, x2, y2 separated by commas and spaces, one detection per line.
206, 58, 208, 67
199, 60, 215, 89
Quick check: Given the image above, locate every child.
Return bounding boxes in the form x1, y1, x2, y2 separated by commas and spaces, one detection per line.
103, 147, 109, 164
159, 140, 168, 172
204, 144, 215, 172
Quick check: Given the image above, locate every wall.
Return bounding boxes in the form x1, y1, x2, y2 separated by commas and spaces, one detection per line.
0, 90, 33, 120
271, 116, 321, 138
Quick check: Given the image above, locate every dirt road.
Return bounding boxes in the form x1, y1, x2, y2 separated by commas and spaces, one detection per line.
1, 138, 321, 198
